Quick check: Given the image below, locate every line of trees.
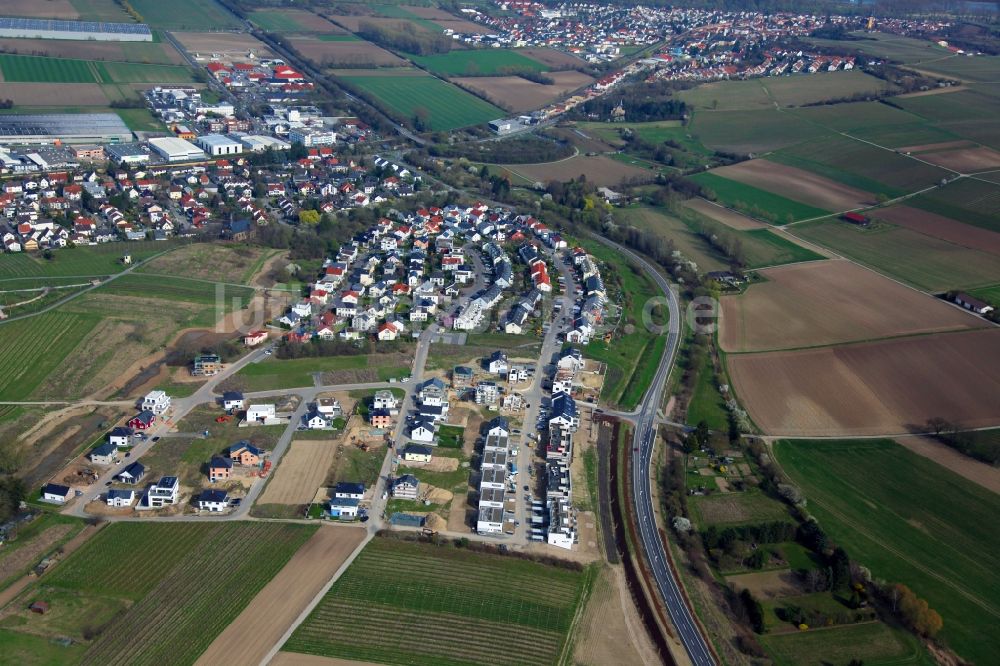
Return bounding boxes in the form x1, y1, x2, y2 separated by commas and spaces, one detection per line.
358, 20, 453, 56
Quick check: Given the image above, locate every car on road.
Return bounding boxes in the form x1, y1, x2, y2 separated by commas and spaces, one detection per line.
523, 485, 530, 491
105, 481, 112, 486
151, 436, 160, 442
264, 349, 272, 356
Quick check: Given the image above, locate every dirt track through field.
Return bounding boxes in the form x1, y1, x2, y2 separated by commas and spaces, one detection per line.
720, 260, 985, 352
571, 565, 660, 666
196, 526, 366, 666
895, 435, 1000, 495
729, 329, 1000, 436
713, 160, 876, 211
260, 439, 339, 505
872, 205, 1000, 255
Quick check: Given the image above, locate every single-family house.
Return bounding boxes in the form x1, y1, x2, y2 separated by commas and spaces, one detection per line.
334, 482, 365, 500
141, 390, 171, 415
410, 418, 435, 443
392, 474, 419, 499
226, 442, 263, 466
208, 456, 233, 482
403, 443, 433, 463
373, 390, 399, 412
41, 483, 71, 504
486, 350, 508, 375
117, 462, 146, 485
370, 408, 393, 429
89, 441, 119, 466
198, 488, 230, 512
317, 398, 342, 417
305, 410, 330, 430
108, 426, 133, 448
147, 476, 179, 508
328, 496, 360, 519
106, 488, 136, 507
128, 410, 155, 431
452, 365, 474, 388
222, 391, 245, 411
246, 404, 276, 423
244, 330, 268, 346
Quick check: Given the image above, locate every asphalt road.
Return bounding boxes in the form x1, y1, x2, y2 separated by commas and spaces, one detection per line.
591, 234, 716, 666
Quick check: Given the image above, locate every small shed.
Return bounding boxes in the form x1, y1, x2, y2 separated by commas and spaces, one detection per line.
29, 601, 50, 614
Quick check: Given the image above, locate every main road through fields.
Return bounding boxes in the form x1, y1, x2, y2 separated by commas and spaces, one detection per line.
590, 234, 716, 666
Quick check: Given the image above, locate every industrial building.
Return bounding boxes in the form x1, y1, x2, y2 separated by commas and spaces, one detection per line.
0, 114, 132, 145
489, 118, 521, 135
235, 134, 291, 153
288, 128, 337, 146
105, 143, 150, 165
196, 134, 243, 156
148, 137, 205, 162
0, 17, 152, 41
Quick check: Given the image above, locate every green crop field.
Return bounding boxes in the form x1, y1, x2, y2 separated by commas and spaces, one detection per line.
21, 522, 315, 666
128, 0, 242, 30
617, 206, 730, 272
793, 219, 1000, 291
409, 49, 548, 76
689, 173, 830, 223
340, 74, 503, 131
373, 5, 442, 32
807, 33, 951, 65
71, 0, 131, 22
680, 71, 894, 111
774, 439, 1000, 665
0, 312, 99, 401
99, 274, 255, 306
969, 283, 1000, 306
0, 54, 100, 83
316, 34, 359, 42
284, 537, 592, 666
790, 101, 960, 148
910, 178, 1000, 234
235, 354, 407, 391
768, 134, 953, 195
0, 243, 173, 281
688, 488, 790, 528
689, 108, 831, 154
761, 620, 932, 666
685, 349, 728, 430
0, 54, 193, 84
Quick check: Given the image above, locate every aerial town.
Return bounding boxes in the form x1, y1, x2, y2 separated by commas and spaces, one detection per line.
0, 1, 998, 665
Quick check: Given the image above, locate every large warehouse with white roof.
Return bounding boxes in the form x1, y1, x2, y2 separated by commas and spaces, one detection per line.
0, 114, 133, 145
0, 17, 152, 41
148, 137, 206, 162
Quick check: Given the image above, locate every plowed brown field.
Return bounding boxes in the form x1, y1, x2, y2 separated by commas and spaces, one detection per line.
259, 439, 338, 505
517, 47, 587, 68
2, 83, 110, 106
720, 260, 985, 352
714, 160, 876, 211
453, 71, 594, 112
196, 526, 367, 666
916, 146, 1000, 172
873, 205, 1000, 255
728, 329, 1000, 436
290, 37, 405, 68
3, 0, 77, 18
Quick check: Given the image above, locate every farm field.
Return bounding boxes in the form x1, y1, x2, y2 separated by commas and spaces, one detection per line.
0, 242, 170, 280
0, 38, 184, 66
398, 6, 485, 34
688, 489, 790, 528
774, 438, 1000, 665
137, 243, 274, 283
711, 160, 876, 212
516, 47, 587, 68
894, 88, 1000, 150
769, 134, 953, 195
2, 0, 81, 19
793, 218, 1000, 291
0, 312, 99, 401
69, 0, 129, 21
679, 206, 825, 268
338, 73, 503, 131
258, 439, 339, 505
195, 526, 367, 666
903, 142, 1000, 172
728, 329, 1000, 436
0, 83, 113, 107
8, 522, 317, 665
789, 100, 959, 148
290, 36, 405, 68
909, 177, 1000, 234
679, 70, 894, 110
684, 350, 728, 430
690, 172, 829, 224
0, 54, 194, 84
871, 204, 1000, 254
504, 154, 651, 187
127, 0, 242, 30
282, 537, 592, 666
681, 198, 766, 230
250, 9, 342, 33
232, 354, 408, 391
452, 71, 594, 113
689, 108, 830, 154
807, 32, 951, 66
969, 283, 1000, 306
719, 260, 985, 352
98, 274, 255, 306
616, 206, 729, 272
409, 49, 548, 76
760, 621, 931, 666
